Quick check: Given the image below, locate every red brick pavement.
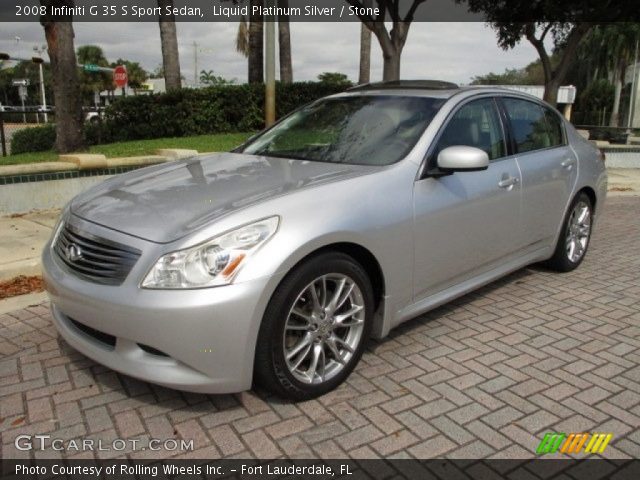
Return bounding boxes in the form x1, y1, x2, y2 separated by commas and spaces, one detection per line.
1, 197, 639, 459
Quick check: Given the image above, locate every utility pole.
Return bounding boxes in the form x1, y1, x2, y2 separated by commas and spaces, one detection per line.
33, 45, 48, 123
193, 41, 199, 87
264, 0, 276, 127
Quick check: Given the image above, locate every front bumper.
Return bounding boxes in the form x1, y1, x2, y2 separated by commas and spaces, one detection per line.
42, 232, 276, 394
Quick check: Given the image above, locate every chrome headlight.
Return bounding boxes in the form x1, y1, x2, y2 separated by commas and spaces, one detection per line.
141, 216, 279, 289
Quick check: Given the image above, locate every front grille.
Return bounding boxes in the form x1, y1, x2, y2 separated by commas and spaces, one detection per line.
69, 318, 116, 348
54, 223, 141, 285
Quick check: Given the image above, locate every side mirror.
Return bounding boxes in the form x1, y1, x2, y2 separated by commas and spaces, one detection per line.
437, 146, 489, 172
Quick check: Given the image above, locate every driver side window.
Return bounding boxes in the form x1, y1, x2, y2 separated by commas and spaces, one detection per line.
435, 98, 506, 161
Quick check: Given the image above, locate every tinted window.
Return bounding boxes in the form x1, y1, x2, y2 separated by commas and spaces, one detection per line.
503, 98, 553, 153
544, 107, 564, 147
435, 98, 505, 161
241, 95, 444, 166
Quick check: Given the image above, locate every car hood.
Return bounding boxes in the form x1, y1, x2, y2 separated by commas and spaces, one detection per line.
71, 152, 372, 243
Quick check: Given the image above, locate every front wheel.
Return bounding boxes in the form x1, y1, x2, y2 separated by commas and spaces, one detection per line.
544, 192, 593, 272
254, 253, 374, 401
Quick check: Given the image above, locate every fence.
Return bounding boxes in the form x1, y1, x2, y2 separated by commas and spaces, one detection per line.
0, 109, 56, 156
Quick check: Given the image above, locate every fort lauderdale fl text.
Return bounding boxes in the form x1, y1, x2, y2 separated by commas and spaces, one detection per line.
17, 463, 353, 477
26, 3, 380, 19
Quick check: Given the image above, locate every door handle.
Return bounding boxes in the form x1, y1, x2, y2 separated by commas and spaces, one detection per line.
498, 176, 519, 188
561, 158, 576, 170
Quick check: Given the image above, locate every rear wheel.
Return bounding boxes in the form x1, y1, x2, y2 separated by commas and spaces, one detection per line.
545, 192, 593, 272
254, 252, 374, 401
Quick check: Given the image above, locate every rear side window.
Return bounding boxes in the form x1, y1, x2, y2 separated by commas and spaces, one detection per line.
503, 98, 553, 153
543, 107, 565, 147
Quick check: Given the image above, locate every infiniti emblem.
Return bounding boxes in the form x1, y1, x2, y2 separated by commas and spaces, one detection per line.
65, 243, 83, 262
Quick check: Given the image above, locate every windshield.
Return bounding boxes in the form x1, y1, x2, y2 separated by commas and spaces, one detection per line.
241, 95, 445, 166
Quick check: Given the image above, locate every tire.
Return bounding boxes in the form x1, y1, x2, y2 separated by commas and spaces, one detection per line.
544, 192, 593, 272
254, 252, 374, 401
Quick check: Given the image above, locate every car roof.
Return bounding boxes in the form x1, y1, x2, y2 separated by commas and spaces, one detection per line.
338, 83, 545, 103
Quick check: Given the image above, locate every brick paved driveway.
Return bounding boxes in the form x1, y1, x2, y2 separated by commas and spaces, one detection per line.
1, 197, 639, 460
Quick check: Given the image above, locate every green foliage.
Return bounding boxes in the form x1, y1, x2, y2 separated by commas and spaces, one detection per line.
578, 79, 615, 112
99, 82, 347, 143
199, 70, 235, 86
10, 124, 56, 154
77, 45, 111, 103
10, 82, 348, 153
0, 60, 53, 107
317, 72, 352, 87
471, 68, 530, 85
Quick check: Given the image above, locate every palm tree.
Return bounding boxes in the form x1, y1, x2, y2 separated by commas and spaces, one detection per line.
359, 23, 371, 84
238, 1, 291, 84
248, 0, 264, 83
40, 0, 84, 153
347, 0, 427, 81
157, 0, 182, 90
577, 25, 640, 126
278, 0, 293, 83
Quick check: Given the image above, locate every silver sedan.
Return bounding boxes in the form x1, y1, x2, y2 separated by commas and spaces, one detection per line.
42, 82, 607, 400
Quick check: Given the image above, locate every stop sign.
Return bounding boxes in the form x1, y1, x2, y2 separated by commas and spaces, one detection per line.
113, 65, 128, 88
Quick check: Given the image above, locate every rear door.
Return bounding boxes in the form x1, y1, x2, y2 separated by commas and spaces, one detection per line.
412, 96, 523, 300
500, 97, 578, 248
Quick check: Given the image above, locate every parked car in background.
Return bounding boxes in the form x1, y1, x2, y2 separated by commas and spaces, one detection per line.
42, 81, 607, 400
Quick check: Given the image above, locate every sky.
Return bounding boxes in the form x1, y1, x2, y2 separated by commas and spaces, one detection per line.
0, 21, 548, 86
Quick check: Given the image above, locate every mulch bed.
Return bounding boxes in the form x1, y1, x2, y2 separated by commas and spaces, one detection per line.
0, 276, 44, 300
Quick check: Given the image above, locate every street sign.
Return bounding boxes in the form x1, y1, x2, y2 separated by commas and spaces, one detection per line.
12, 79, 29, 86
84, 64, 100, 72
113, 65, 128, 88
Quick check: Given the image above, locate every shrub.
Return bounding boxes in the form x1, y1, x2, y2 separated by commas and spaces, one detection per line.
10, 124, 56, 154
9, 82, 349, 154
103, 81, 348, 143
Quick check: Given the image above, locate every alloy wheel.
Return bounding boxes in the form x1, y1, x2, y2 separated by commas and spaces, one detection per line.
565, 200, 591, 263
282, 273, 365, 385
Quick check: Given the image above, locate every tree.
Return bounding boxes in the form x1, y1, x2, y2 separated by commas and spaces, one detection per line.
278, 0, 293, 83
77, 45, 111, 105
40, 0, 84, 153
318, 72, 352, 87
149, 64, 165, 79
111, 59, 148, 91
345, 0, 427, 81
359, 23, 372, 84
248, 0, 264, 83
580, 24, 640, 126
199, 70, 235, 86
461, 1, 622, 106
157, 0, 182, 90
471, 56, 554, 86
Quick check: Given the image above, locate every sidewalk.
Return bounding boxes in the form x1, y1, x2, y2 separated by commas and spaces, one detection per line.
0, 209, 59, 281
0, 167, 638, 293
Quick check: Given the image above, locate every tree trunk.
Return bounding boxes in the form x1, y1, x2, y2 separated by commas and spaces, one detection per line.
610, 79, 622, 127
40, 10, 83, 153
382, 50, 401, 81
248, 0, 264, 84
528, 23, 591, 108
278, 0, 292, 83
610, 63, 624, 127
157, 0, 182, 90
543, 78, 560, 106
359, 23, 371, 84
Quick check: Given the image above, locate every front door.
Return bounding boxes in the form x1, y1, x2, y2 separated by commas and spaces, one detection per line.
413, 97, 523, 300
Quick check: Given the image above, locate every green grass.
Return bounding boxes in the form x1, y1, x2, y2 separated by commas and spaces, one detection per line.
0, 132, 255, 166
